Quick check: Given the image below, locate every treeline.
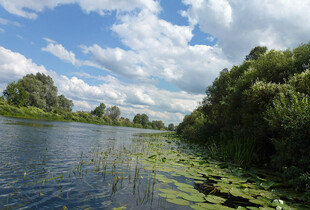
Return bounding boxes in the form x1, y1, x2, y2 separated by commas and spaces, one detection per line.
177, 43, 310, 190
0, 73, 167, 130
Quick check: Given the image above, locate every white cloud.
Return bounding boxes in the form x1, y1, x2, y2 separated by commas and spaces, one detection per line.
80, 45, 148, 79
182, 0, 310, 61
0, 17, 21, 27
0, 46, 47, 84
0, 0, 160, 19
72, 100, 91, 110
0, 27, 4, 33
42, 38, 79, 65
0, 46, 201, 125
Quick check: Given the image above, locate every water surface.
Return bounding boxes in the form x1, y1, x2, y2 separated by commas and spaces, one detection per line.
0, 116, 168, 209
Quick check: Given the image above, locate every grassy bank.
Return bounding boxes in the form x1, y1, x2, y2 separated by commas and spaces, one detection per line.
0, 100, 154, 128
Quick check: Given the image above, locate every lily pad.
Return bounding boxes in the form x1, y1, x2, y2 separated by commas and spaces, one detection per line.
229, 187, 253, 200
174, 182, 194, 189
205, 195, 226, 204
182, 194, 206, 202
193, 203, 234, 210
166, 198, 190, 206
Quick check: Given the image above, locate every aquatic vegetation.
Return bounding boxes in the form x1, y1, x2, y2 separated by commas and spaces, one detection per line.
2, 130, 309, 209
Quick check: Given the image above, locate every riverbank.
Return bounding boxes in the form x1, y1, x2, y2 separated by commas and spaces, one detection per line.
138, 132, 310, 209
0, 101, 165, 130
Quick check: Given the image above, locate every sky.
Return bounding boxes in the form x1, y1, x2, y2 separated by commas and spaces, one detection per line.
1, 0, 310, 125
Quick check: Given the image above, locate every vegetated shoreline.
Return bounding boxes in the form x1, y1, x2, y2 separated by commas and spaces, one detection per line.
177, 43, 310, 192
0, 102, 165, 130
137, 132, 310, 209
1, 73, 169, 131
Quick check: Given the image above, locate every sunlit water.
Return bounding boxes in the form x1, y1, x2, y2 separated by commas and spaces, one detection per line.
0, 116, 179, 209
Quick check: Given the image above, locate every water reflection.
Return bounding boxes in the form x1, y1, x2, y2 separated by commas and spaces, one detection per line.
0, 116, 168, 209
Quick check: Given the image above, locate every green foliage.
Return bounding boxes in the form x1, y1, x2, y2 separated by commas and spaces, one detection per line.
177, 108, 206, 142
133, 113, 141, 124
151, 120, 166, 130
3, 81, 29, 107
105, 106, 121, 121
140, 113, 149, 127
3, 73, 72, 112
168, 123, 175, 131
91, 103, 106, 117
177, 43, 310, 190
57, 95, 73, 112
133, 113, 151, 128
1, 74, 165, 130
245, 46, 268, 61
265, 91, 310, 178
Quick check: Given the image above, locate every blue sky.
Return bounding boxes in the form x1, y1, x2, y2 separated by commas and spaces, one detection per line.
1, 0, 310, 125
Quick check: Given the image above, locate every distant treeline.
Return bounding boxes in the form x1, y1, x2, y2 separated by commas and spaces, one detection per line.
177, 43, 310, 191
0, 73, 169, 130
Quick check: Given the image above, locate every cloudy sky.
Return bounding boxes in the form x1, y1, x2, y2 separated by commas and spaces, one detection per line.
0, 0, 310, 125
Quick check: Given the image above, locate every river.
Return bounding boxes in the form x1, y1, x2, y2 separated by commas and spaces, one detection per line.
0, 116, 308, 210
0, 116, 168, 209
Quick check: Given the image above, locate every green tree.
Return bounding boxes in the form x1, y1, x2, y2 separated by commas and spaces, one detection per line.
105, 106, 121, 121
3, 81, 28, 107
141, 113, 149, 127
91, 103, 106, 117
245, 46, 268, 61
57, 95, 74, 112
133, 114, 141, 124
151, 120, 166, 130
168, 123, 175, 131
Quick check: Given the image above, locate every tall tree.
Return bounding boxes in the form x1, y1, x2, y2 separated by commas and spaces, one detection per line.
57, 95, 74, 112
141, 113, 149, 127
105, 106, 121, 121
91, 103, 106, 117
168, 123, 175, 131
133, 114, 141, 124
3, 81, 28, 107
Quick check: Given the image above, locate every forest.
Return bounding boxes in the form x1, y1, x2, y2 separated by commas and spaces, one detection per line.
0, 73, 169, 130
177, 43, 310, 191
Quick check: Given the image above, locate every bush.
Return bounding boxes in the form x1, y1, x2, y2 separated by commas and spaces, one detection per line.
265, 91, 310, 188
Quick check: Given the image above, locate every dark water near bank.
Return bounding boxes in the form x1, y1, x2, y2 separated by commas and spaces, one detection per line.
0, 116, 169, 209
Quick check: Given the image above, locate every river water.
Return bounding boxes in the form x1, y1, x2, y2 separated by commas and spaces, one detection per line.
1, 116, 308, 210
0, 116, 172, 209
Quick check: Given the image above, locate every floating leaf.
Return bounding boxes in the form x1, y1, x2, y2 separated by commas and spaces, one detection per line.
229, 187, 253, 200
182, 194, 206, 202
205, 195, 226, 204
158, 193, 177, 199
174, 182, 194, 189
166, 198, 190, 206
194, 203, 234, 210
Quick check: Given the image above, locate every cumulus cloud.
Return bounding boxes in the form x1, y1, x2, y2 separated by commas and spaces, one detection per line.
182, 0, 310, 61
80, 10, 231, 93
0, 46, 47, 84
0, 46, 202, 125
0, 0, 160, 19
42, 38, 80, 65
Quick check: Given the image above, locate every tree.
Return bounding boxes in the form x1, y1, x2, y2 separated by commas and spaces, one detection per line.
168, 123, 175, 131
105, 106, 121, 121
141, 113, 149, 127
245, 46, 268, 61
3, 81, 28, 107
92, 103, 106, 117
151, 120, 166, 130
57, 95, 74, 112
133, 114, 141, 124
